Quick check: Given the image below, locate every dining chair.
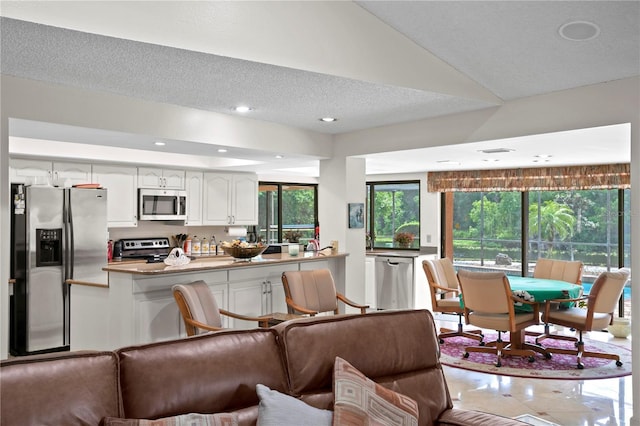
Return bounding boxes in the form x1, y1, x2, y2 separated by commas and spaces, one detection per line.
281, 269, 368, 316
533, 258, 583, 285
457, 269, 540, 367
538, 268, 630, 369
173, 280, 271, 336
528, 258, 584, 339
422, 259, 483, 344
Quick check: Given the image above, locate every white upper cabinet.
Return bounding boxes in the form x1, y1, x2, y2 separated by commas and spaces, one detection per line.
203, 172, 258, 226
10, 159, 91, 187
137, 167, 185, 190
232, 174, 259, 225
184, 171, 203, 226
92, 164, 138, 227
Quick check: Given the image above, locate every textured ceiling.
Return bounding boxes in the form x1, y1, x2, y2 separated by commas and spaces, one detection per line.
1, 1, 638, 175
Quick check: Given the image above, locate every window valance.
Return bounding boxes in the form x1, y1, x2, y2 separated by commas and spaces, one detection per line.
427, 163, 630, 192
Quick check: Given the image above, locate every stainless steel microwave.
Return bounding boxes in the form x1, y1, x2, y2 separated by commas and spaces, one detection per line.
138, 189, 187, 221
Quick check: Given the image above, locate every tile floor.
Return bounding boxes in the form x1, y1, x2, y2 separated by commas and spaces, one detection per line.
434, 314, 633, 426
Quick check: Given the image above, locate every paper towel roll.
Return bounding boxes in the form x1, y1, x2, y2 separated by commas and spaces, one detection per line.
226, 226, 247, 237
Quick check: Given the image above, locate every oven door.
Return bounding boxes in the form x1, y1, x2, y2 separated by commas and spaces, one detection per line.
138, 189, 187, 221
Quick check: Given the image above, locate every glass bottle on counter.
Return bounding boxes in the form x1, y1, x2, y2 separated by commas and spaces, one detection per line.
210, 235, 217, 255
192, 236, 201, 256
201, 237, 209, 256
183, 237, 192, 256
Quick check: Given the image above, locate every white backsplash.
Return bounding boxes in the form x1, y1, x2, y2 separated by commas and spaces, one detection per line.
108, 222, 237, 246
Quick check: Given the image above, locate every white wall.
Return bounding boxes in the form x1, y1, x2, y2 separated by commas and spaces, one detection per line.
319, 156, 366, 305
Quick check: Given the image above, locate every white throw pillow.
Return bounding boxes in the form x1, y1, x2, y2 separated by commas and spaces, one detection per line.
256, 384, 333, 426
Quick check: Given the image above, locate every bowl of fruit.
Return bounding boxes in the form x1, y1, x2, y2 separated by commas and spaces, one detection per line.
220, 240, 269, 261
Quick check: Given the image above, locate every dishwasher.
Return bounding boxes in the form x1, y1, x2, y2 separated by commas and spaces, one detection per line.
375, 255, 414, 310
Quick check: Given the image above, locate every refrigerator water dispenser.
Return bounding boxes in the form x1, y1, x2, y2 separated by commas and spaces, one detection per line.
36, 228, 62, 267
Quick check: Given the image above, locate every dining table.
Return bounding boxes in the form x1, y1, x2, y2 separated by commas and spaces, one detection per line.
507, 276, 583, 312
505, 276, 583, 357
459, 275, 583, 358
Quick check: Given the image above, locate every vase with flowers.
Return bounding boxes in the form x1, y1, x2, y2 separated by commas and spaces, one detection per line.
394, 232, 414, 248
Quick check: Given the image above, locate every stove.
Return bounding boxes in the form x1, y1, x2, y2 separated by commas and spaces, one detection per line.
119, 237, 172, 263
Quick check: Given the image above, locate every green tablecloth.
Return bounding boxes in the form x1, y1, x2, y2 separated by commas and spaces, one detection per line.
458, 276, 583, 312
508, 276, 583, 312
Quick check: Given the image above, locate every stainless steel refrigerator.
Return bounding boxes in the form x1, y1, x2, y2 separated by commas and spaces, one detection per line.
10, 184, 108, 356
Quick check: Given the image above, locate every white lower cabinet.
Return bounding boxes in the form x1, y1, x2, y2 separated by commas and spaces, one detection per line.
134, 291, 183, 344
71, 257, 347, 351
133, 271, 228, 343
228, 264, 298, 329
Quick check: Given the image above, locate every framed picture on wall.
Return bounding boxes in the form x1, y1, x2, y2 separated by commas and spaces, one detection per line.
348, 203, 364, 228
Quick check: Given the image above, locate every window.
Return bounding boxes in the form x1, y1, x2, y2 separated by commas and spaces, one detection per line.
366, 181, 420, 250
451, 188, 630, 317
452, 191, 522, 268
258, 182, 318, 245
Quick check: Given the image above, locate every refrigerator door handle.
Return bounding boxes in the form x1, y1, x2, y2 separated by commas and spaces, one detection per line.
68, 194, 75, 279
63, 190, 75, 280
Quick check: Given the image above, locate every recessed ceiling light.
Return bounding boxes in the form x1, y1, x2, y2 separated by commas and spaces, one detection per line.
437, 160, 461, 166
275, 155, 284, 159
234, 106, 252, 113
217, 148, 228, 153
478, 148, 514, 154
559, 21, 600, 41
319, 117, 337, 122
154, 141, 166, 146
534, 154, 552, 158
482, 158, 499, 162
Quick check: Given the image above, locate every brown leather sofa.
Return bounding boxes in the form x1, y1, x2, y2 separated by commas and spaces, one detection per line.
1, 309, 525, 426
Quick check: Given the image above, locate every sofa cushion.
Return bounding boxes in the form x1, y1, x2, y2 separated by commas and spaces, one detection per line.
256, 384, 332, 426
102, 412, 238, 425
333, 357, 418, 426
117, 328, 288, 423
274, 310, 449, 425
1, 351, 121, 425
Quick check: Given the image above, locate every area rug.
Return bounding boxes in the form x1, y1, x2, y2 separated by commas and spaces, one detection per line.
439, 333, 632, 380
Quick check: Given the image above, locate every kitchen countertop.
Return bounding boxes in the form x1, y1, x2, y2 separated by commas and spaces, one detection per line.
103, 250, 347, 275
366, 247, 438, 258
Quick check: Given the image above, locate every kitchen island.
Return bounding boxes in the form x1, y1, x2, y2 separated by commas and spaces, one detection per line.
71, 251, 347, 351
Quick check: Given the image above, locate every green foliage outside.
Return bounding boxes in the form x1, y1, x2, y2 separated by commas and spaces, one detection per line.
258, 185, 316, 243
452, 189, 629, 268
370, 182, 420, 248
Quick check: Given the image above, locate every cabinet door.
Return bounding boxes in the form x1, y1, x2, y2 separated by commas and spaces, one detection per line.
269, 280, 288, 314
162, 169, 185, 190
137, 167, 163, 188
203, 173, 232, 225
184, 171, 203, 226
9, 159, 52, 184
228, 280, 264, 330
231, 174, 258, 225
93, 164, 138, 227
134, 291, 182, 344
53, 162, 92, 187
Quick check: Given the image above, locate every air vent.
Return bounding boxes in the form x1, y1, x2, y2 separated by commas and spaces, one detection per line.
478, 148, 514, 154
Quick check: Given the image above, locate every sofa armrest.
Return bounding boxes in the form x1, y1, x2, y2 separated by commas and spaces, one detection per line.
437, 408, 527, 425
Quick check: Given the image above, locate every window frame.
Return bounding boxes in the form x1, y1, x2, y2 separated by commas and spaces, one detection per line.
366, 180, 421, 251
